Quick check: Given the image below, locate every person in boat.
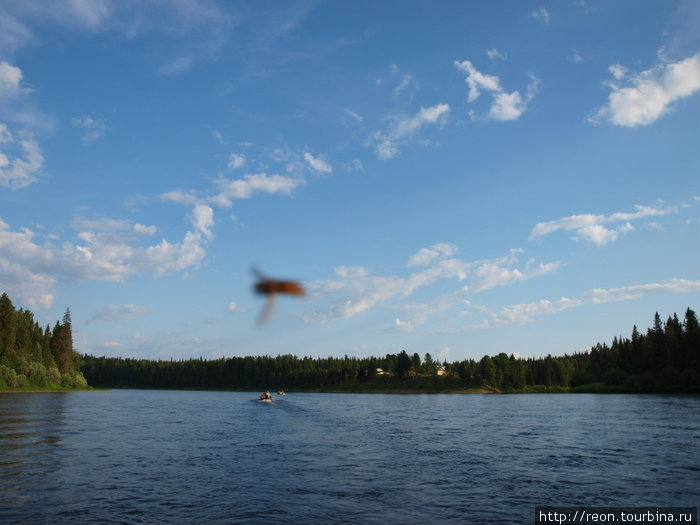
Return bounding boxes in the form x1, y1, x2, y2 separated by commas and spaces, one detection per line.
260, 391, 272, 400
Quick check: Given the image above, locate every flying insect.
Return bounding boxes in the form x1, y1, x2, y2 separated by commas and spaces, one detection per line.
253, 269, 306, 324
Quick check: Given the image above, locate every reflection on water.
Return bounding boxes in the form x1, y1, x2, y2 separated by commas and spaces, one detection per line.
0, 393, 68, 513
0, 391, 698, 524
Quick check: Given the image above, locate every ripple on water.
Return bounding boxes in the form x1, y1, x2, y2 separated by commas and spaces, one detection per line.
0, 391, 698, 524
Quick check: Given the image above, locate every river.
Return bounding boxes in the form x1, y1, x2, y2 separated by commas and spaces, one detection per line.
1, 390, 698, 524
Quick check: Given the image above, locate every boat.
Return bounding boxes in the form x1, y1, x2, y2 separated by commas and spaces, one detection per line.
276, 390, 286, 396
259, 391, 273, 402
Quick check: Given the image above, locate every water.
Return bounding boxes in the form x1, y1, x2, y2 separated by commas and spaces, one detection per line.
1, 391, 698, 525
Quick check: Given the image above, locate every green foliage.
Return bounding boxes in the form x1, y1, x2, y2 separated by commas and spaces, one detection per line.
0, 292, 84, 390
4, 290, 694, 394
82, 308, 699, 394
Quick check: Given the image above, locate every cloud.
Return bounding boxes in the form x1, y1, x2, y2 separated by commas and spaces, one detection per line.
0, 126, 44, 189
302, 245, 558, 324
0, 216, 208, 309
590, 51, 700, 127
468, 279, 700, 330
0, 254, 56, 309
88, 304, 151, 324
370, 103, 450, 159
0, 61, 25, 97
393, 74, 418, 100
72, 115, 107, 143
304, 152, 332, 174
160, 189, 200, 206
487, 48, 507, 62
529, 204, 676, 245
0, 62, 50, 189
530, 7, 551, 24
454, 60, 539, 121
158, 55, 193, 76
213, 172, 305, 206
0, 1, 112, 55
72, 217, 158, 243
570, 51, 584, 64
226, 301, 250, 313
0, 10, 33, 55
345, 109, 363, 122
407, 243, 459, 267
0, 1, 235, 78
190, 204, 214, 239
228, 153, 245, 169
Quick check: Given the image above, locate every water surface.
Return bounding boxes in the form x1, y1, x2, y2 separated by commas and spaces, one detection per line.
1, 391, 698, 524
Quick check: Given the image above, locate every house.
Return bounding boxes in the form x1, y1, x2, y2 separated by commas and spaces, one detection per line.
436, 366, 447, 376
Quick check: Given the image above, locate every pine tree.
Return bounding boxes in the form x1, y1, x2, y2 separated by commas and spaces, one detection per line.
0, 292, 16, 366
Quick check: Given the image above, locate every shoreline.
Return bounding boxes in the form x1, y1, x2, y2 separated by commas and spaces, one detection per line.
2, 384, 695, 395
0, 388, 95, 394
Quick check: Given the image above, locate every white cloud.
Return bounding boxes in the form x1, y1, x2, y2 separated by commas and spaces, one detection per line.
393, 74, 418, 99
454, 60, 539, 121
302, 245, 558, 325
72, 115, 107, 143
393, 317, 415, 332
530, 7, 551, 24
487, 48, 507, 62
0, 61, 25, 97
408, 243, 459, 267
345, 109, 363, 122
304, 152, 332, 174
529, 204, 676, 246
213, 172, 304, 206
576, 224, 619, 245
0, 127, 44, 189
489, 91, 526, 121
370, 103, 450, 159
190, 204, 214, 239
160, 189, 200, 206
591, 51, 700, 127
395, 104, 450, 136
72, 217, 158, 244
0, 62, 49, 189
570, 51, 584, 64
468, 279, 700, 331
609, 63, 627, 81
158, 54, 193, 76
587, 279, 700, 303
0, 216, 209, 309
228, 153, 245, 169
88, 304, 150, 324
465, 256, 560, 294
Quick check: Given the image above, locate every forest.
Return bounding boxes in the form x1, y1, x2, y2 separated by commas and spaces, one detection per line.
80, 308, 700, 394
0, 292, 88, 389
0, 290, 697, 393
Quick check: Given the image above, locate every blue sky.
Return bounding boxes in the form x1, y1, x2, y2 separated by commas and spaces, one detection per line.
1, 0, 698, 362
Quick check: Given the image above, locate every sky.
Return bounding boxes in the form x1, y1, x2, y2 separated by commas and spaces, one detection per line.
0, 0, 699, 363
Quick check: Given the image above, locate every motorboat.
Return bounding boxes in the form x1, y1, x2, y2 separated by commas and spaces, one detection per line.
259, 391, 273, 402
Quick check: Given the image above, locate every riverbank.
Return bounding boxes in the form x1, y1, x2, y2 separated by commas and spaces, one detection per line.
0, 387, 94, 394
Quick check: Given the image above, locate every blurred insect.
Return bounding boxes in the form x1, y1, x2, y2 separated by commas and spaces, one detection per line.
253, 269, 306, 324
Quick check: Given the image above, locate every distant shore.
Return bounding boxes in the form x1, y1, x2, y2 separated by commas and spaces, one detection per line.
0, 388, 94, 394
2, 383, 694, 395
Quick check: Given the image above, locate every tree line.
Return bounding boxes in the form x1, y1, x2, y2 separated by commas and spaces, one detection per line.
0, 292, 88, 389
81, 308, 700, 393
